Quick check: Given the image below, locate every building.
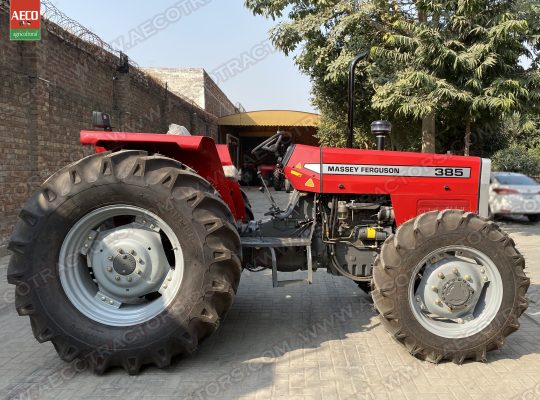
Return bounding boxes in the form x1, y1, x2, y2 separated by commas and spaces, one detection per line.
143, 68, 239, 118
218, 110, 320, 183
142, 68, 321, 180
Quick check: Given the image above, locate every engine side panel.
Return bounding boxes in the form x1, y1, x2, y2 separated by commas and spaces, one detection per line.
80, 131, 247, 222
284, 145, 483, 225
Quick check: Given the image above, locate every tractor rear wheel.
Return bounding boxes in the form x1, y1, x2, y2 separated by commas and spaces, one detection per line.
372, 210, 529, 364
8, 150, 241, 374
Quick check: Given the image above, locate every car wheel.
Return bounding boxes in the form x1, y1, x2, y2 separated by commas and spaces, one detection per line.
527, 214, 540, 223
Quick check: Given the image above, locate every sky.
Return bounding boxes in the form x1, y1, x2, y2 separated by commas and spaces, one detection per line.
48, 0, 316, 113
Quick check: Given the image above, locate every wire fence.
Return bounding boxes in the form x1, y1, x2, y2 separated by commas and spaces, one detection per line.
41, 1, 118, 58
0, 0, 220, 116
41, 0, 155, 81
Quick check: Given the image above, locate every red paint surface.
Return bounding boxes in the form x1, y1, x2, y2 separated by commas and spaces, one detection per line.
284, 144, 482, 225
80, 131, 247, 222
81, 131, 482, 227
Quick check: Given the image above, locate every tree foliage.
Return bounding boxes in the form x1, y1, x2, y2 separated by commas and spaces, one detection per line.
491, 145, 540, 175
245, 0, 540, 155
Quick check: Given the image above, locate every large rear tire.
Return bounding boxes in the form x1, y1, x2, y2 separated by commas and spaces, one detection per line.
372, 210, 529, 364
8, 150, 241, 374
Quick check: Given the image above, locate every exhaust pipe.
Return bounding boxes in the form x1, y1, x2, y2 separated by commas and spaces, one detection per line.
347, 52, 368, 148
347, 52, 392, 150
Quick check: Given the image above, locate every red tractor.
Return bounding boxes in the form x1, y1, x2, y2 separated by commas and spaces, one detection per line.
8, 56, 529, 375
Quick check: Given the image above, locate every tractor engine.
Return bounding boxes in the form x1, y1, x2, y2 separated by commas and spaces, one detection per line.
241, 192, 395, 281
323, 195, 394, 281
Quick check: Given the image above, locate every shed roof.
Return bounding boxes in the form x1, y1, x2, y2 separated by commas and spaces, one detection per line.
218, 110, 320, 127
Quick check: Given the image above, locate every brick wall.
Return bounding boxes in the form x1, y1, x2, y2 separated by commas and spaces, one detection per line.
0, 6, 220, 255
143, 67, 238, 118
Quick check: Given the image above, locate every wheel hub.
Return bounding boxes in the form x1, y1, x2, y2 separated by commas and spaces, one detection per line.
417, 258, 486, 319
113, 253, 137, 276
441, 278, 474, 308
89, 223, 172, 302
59, 205, 185, 327
409, 246, 504, 339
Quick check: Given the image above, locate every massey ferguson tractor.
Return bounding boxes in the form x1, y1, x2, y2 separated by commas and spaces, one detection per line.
7, 55, 530, 375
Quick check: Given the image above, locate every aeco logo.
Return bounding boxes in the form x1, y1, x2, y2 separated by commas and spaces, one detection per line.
10, 0, 41, 41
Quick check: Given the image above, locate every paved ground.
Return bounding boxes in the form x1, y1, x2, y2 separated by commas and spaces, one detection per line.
0, 187, 539, 400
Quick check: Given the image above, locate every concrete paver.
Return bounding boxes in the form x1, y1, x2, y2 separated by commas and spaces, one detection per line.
0, 188, 538, 400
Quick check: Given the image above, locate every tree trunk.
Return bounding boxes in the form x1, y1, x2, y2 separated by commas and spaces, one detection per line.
464, 119, 471, 156
421, 113, 436, 153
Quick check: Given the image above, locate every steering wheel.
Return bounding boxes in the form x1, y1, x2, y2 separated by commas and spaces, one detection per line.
251, 131, 292, 156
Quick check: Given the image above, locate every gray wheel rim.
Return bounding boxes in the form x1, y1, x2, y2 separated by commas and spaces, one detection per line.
59, 205, 184, 327
409, 245, 503, 339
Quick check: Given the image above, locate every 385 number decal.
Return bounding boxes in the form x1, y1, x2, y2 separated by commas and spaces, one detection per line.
434, 168, 465, 177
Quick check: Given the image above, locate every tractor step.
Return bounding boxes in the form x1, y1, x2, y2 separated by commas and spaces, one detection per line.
240, 237, 311, 247
241, 236, 313, 287
277, 279, 310, 288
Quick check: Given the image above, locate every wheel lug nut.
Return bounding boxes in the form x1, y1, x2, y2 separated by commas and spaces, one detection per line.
438, 272, 445, 280
457, 318, 464, 324
109, 300, 114, 305
163, 285, 168, 289
115, 275, 121, 281
464, 274, 472, 281
101, 296, 106, 301
416, 296, 421, 302
435, 299, 443, 306
137, 270, 142, 275
431, 286, 438, 292
167, 277, 172, 282
480, 268, 486, 273
119, 249, 124, 254
452, 268, 459, 275
106, 267, 113, 273
127, 277, 133, 282
483, 276, 489, 282
108, 256, 113, 261
130, 250, 136, 255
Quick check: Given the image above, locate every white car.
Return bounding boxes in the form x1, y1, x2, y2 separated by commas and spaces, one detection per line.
489, 172, 540, 222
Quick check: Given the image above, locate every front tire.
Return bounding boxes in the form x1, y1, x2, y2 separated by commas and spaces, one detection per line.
284, 179, 292, 193
8, 150, 241, 374
273, 166, 284, 191
372, 210, 529, 364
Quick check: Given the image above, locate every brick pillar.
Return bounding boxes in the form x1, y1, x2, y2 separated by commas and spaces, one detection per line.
113, 72, 131, 131
190, 111, 199, 135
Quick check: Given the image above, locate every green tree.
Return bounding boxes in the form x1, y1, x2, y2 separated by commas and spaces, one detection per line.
244, 1, 388, 148
491, 145, 540, 175
372, 0, 540, 155
245, 0, 540, 155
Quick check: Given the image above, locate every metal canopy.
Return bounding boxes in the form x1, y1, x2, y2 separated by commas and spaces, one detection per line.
218, 110, 320, 127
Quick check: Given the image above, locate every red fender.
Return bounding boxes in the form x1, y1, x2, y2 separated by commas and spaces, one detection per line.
80, 131, 247, 222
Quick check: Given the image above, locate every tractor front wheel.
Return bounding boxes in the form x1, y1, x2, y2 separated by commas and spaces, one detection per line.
8, 150, 241, 374
372, 210, 529, 364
